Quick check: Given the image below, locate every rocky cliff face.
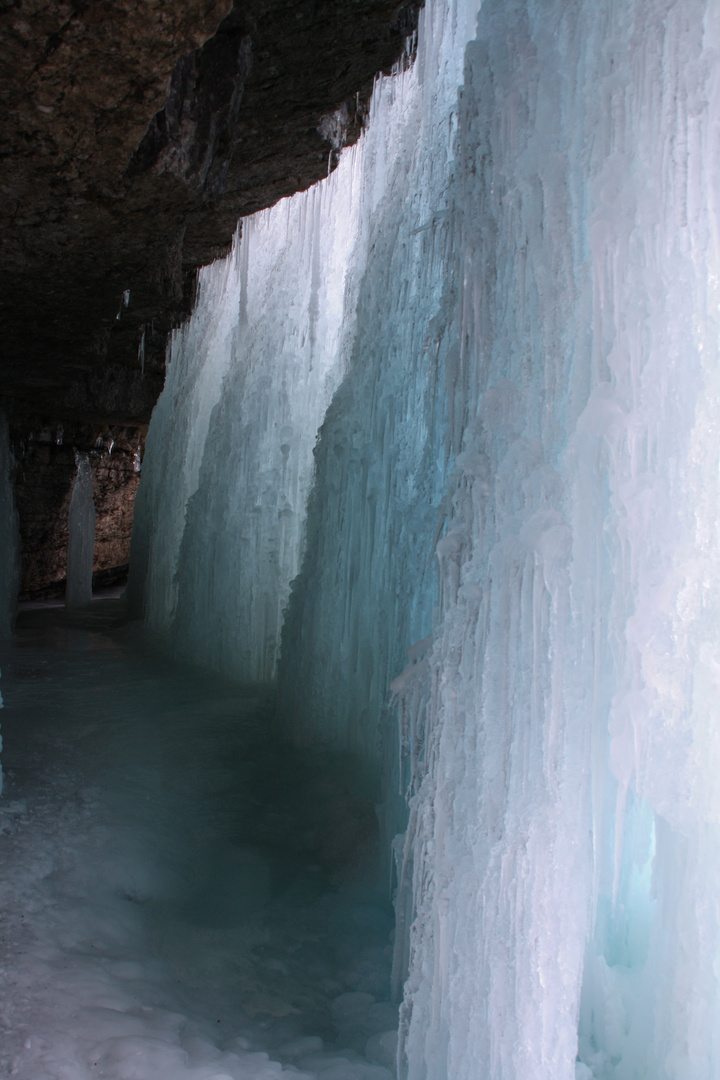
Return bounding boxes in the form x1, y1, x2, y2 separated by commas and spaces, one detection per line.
1, 0, 418, 600
1, 0, 418, 422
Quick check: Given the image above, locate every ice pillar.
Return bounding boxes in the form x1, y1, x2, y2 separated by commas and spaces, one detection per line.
0, 413, 19, 639
278, 0, 478, 760
0, 412, 19, 796
66, 453, 95, 608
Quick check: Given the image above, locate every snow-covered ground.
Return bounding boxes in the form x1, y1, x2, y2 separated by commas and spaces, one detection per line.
0, 599, 398, 1080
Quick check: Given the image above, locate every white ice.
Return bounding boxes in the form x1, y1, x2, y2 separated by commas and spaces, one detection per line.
129, 141, 368, 680
387, 3, 720, 1076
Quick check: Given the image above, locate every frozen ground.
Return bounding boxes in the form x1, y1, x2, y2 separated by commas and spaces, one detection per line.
0, 598, 398, 1080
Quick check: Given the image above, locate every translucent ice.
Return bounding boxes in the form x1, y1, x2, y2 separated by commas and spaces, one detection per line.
66, 452, 96, 608
131, 0, 720, 1076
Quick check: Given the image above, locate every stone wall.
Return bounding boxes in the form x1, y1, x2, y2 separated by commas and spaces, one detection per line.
11, 422, 144, 601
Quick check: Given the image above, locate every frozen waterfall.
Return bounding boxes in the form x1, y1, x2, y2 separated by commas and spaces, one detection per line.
128, 150, 367, 679
0, 412, 19, 797
131, 0, 720, 1077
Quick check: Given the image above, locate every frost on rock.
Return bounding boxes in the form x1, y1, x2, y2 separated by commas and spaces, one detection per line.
131, 0, 720, 1076
66, 453, 96, 609
278, 0, 471, 765
283, 0, 720, 1075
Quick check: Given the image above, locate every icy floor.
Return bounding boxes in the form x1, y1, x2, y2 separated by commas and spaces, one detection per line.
0, 599, 398, 1080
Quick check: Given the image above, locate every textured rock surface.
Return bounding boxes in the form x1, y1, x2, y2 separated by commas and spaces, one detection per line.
0, 0, 418, 422
12, 423, 143, 600
0, 0, 233, 419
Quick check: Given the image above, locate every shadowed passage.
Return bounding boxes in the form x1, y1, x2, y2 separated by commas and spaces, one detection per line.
0, 599, 398, 1080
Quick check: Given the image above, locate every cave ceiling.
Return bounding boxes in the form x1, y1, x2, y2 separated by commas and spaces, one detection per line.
0, 0, 418, 425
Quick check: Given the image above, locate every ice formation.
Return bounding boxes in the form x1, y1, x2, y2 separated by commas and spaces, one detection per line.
129, 157, 366, 679
0, 413, 19, 638
66, 453, 96, 608
0, 411, 19, 796
131, 0, 720, 1076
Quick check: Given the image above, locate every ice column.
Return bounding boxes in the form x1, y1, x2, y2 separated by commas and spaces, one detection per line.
127, 238, 245, 627
390, 2, 720, 1078
131, 0, 720, 1074
0, 413, 19, 638
279, 0, 479, 760
279, 0, 720, 1076
66, 453, 95, 608
131, 151, 371, 679
171, 174, 363, 681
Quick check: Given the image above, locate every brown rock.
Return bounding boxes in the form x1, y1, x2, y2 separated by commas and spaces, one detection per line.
1, 0, 419, 423
12, 420, 144, 599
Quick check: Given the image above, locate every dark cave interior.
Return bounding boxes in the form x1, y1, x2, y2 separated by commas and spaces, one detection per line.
1, 0, 419, 602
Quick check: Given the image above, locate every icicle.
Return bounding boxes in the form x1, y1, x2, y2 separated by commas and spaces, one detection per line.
138, 327, 146, 375
66, 453, 95, 609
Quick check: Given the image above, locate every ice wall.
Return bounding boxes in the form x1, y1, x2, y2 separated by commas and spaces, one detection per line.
279, 0, 478, 760
128, 240, 245, 627
131, 0, 476, 692
133, 0, 720, 1076
130, 157, 369, 679
66, 453, 95, 608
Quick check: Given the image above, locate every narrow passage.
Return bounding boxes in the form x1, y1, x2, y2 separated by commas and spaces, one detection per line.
0, 599, 397, 1080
